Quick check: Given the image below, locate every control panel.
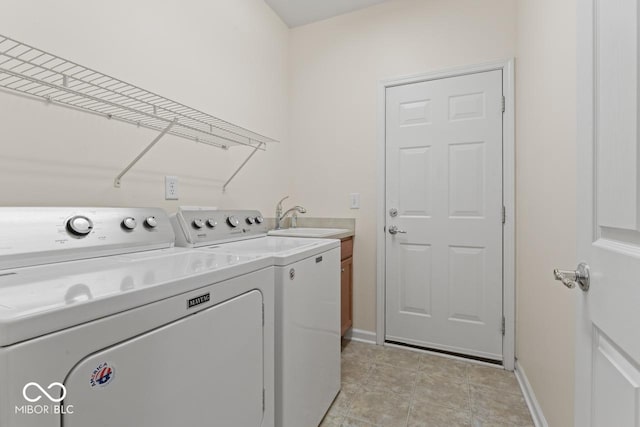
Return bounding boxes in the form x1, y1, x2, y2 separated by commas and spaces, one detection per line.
0, 207, 175, 270
171, 209, 267, 247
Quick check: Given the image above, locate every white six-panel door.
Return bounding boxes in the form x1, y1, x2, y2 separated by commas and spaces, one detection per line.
576, 1, 640, 426
385, 70, 504, 360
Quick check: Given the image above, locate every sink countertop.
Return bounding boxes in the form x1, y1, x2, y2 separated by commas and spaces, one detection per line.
264, 217, 355, 240
268, 227, 353, 239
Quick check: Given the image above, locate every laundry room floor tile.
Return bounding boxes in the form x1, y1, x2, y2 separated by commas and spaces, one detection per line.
413, 372, 471, 412
470, 384, 533, 426
320, 412, 346, 427
342, 357, 373, 384
347, 389, 411, 427
407, 401, 472, 427
374, 346, 423, 371
363, 364, 417, 398
321, 340, 533, 427
341, 417, 380, 427
342, 340, 385, 361
329, 382, 361, 415
468, 364, 521, 393
419, 353, 470, 383
470, 415, 535, 427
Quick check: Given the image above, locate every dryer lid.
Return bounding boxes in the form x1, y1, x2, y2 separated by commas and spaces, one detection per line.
0, 248, 271, 346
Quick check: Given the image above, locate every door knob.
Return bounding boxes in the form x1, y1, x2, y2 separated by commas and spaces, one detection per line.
553, 262, 590, 291
388, 225, 407, 235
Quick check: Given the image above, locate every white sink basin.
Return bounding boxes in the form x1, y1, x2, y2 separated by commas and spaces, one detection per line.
267, 227, 350, 238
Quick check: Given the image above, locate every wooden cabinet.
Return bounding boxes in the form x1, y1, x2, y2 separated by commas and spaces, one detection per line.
340, 237, 354, 336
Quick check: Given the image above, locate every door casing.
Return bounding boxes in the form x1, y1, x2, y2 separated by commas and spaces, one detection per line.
376, 59, 516, 370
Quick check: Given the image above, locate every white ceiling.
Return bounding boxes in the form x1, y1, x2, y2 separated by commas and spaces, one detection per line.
264, 0, 390, 28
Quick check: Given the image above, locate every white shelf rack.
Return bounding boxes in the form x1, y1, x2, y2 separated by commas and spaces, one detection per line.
0, 34, 277, 190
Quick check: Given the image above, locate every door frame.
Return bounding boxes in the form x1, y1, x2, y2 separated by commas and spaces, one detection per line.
375, 59, 516, 370
575, 1, 592, 423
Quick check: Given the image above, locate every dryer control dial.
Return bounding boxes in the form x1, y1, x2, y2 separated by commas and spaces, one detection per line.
67, 215, 94, 236
122, 217, 137, 230
206, 219, 218, 228
255, 215, 264, 224
227, 216, 240, 228
193, 218, 205, 229
246, 216, 255, 225
145, 216, 158, 228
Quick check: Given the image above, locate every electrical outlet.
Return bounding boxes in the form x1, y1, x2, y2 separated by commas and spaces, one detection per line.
349, 193, 360, 209
165, 176, 178, 200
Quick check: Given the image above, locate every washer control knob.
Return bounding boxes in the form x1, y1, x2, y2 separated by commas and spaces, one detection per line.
254, 215, 264, 224
246, 216, 255, 225
122, 217, 137, 230
227, 216, 240, 228
193, 218, 205, 229
67, 215, 93, 236
206, 218, 218, 228
145, 216, 158, 228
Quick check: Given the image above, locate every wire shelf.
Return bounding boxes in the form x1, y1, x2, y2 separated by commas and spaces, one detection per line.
0, 34, 277, 150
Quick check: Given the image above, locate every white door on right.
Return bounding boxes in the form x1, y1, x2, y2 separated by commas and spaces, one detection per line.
385, 70, 503, 361
576, 1, 640, 426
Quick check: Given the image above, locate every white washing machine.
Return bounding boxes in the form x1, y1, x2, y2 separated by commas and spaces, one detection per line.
172, 208, 341, 427
0, 207, 275, 427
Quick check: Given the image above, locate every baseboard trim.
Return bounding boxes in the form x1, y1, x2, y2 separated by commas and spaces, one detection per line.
344, 328, 376, 344
515, 360, 549, 427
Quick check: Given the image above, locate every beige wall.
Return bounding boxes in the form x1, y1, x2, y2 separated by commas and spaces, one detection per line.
288, 0, 517, 333
0, 0, 290, 214
289, 1, 577, 424
515, 0, 576, 426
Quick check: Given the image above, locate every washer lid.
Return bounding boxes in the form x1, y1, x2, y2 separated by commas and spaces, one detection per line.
0, 248, 271, 347
203, 236, 340, 265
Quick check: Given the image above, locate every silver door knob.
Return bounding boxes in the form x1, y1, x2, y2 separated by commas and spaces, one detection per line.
388, 225, 407, 235
553, 262, 590, 291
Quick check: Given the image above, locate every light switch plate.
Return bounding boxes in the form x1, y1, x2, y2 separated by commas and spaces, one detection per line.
165, 176, 178, 200
349, 193, 360, 209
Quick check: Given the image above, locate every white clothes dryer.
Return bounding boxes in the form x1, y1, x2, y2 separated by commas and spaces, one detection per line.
172, 208, 341, 427
0, 207, 275, 427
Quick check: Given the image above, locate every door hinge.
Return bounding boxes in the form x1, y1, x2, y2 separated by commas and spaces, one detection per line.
501, 316, 506, 336
502, 206, 506, 224
501, 95, 506, 113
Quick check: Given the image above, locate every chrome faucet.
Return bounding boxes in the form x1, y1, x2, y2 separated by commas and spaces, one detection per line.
275, 196, 289, 228
275, 196, 307, 229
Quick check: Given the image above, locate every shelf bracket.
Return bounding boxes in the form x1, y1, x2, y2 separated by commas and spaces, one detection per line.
222, 142, 264, 193
114, 118, 177, 188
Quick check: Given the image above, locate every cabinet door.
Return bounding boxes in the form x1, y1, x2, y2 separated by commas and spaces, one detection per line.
340, 237, 353, 260
341, 257, 353, 336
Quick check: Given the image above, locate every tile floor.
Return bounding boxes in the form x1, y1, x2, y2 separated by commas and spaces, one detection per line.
321, 340, 534, 427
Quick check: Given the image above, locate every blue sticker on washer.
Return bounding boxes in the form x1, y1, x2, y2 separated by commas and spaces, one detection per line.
90, 362, 116, 388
